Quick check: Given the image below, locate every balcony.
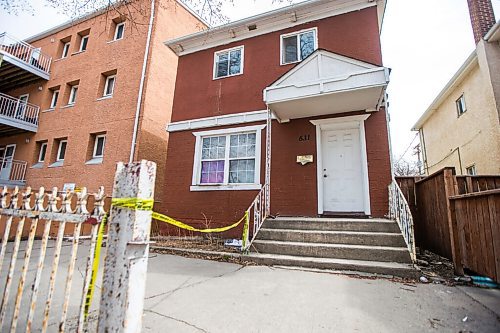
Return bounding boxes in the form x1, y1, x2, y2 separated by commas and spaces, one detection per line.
0, 92, 39, 135
0, 158, 27, 187
0, 32, 51, 91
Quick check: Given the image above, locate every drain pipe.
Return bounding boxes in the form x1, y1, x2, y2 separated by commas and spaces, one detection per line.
129, 0, 155, 163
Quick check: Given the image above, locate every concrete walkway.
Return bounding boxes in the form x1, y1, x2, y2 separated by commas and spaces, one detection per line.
143, 253, 500, 333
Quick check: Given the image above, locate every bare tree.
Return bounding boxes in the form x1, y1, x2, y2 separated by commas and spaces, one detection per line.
393, 157, 421, 177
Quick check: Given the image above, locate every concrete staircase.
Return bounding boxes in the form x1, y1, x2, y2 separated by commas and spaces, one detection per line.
245, 217, 416, 278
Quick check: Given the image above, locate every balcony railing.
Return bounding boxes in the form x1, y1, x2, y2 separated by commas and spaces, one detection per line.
0, 32, 51, 77
0, 159, 27, 184
0, 92, 39, 131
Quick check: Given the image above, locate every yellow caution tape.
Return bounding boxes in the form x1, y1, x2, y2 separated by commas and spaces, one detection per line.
111, 197, 247, 233
84, 213, 107, 320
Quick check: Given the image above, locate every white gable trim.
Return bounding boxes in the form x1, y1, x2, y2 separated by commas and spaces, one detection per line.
273, 49, 377, 87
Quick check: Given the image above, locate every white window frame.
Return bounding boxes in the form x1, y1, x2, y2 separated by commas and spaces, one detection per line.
93, 135, 106, 158
80, 35, 89, 52
114, 22, 125, 41
56, 140, 67, 161
213, 45, 244, 80
466, 164, 477, 176
103, 75, 116, 97
38, 142, 48, 163
190, 124, 265, 191
456, 94, 467, 116
50, 90, 59, 108
280, 27, 318, 65
68, 85, 78, 105
62, 42, 70, 58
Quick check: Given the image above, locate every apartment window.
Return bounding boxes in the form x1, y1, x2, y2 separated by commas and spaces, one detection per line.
191, 125, 264, 191
466, 164, 477, 176
103, 75, 116, 96
456, 94, 467, 116
38, 142, 48, 162
213, 46, 244, 79
114, 22, 125, 40
50, 90, 59, 108
68, 85, 78, 105
281, 28, 317, 65
80, 35, 89, 52
56, 140, 67, 161
93, 135, 106, 158
62, 42, 70, 58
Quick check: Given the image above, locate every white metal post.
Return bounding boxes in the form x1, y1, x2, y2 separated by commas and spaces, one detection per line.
97, 160, 156, 333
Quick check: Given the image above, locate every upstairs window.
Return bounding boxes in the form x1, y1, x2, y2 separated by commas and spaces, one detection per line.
80, 35, 89, 52
50, 89, 59, 109
213, 46, 243, 79
68, 85, 78, 105
93, 135, 106, 158
456, 94, 467, 116
62, 42, 70, 58
103, 75, 116, 97
466, 164, 477, 175
281, 28, 317, 65
114, 22, 125, 40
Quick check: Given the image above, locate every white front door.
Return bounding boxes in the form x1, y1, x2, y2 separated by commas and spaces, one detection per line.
321, 127, 365, 213
0, 144, 16, 180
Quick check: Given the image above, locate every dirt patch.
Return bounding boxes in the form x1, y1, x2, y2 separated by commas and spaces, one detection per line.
152, 236, 240, 253
415, 248, 472, 286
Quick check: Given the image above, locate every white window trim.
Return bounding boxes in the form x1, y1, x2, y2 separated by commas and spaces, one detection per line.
80, 35, 89, 52
280, 27, 318, 66
466, 164, 476, 176
114, 22, 125, 41
213, 45, 244, 80
38, 142, 48, 163
93, 134, 106, 158
50, 90, 59, 108
56, 140, 67, 162
68, 85, 78, 105
103, 75, 116, 97
62, 42, 70, 58
456, 94, 467, 116
190, 124, 265, 191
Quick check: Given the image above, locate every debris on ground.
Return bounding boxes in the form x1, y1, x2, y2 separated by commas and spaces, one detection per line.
152, 235, 240, 254
415, 248, 468, 286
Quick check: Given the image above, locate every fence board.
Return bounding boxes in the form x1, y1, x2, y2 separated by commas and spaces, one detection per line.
450, 189, 500, 282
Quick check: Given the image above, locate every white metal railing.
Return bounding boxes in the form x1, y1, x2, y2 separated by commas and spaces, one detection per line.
0, 159, 27, 182
241, 183, 270, 251
388, 180, 416, 261
0, 92, 40, 127
0, 32, 52, 75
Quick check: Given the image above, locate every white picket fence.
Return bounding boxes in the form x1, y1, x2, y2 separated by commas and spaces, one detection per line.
0, 160, 156, 332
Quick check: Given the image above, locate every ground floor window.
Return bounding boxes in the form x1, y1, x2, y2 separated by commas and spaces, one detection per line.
191, 124, 265, 191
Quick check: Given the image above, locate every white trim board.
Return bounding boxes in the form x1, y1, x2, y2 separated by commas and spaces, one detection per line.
311, 114, 371, 215
167, 110, 274, 132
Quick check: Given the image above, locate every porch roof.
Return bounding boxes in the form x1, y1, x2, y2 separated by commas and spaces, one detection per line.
263, 49, 390, 121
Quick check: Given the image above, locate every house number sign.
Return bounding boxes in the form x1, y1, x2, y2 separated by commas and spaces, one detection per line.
298, 134, 311, 141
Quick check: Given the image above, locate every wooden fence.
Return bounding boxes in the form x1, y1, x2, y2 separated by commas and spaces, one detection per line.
396, 168, 500, 282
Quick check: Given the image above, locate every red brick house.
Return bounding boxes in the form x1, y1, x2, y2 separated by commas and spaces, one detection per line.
162, 0, 392, 239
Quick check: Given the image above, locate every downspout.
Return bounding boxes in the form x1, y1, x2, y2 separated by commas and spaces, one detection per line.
129, 0, 155, 163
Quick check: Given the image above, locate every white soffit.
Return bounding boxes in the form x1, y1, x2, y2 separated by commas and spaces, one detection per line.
165, 0, 378, 56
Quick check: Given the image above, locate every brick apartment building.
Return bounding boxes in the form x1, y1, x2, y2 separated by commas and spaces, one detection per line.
0, 0, 204, 202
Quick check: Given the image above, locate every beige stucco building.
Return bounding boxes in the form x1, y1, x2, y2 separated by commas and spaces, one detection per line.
413, 11, 500, 176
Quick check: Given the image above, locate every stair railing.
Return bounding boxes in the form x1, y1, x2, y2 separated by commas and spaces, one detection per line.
241, 183, 270, 252
388, 180, 416, 261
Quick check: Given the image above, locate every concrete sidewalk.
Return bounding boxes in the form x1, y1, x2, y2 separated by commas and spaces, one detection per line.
143, 253, 500, 333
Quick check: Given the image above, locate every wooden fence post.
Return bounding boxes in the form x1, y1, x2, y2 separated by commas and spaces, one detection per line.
97, 160, 156, 333
443, 168, 464, 275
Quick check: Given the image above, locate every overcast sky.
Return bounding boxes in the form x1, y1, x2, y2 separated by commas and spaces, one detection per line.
1, 0, 499, 160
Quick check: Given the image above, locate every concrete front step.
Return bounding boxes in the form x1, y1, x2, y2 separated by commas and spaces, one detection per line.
242, 253, 418, 278
257, 228, 406, 247
265, 217, 400, 233
252, 240, 412, 263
